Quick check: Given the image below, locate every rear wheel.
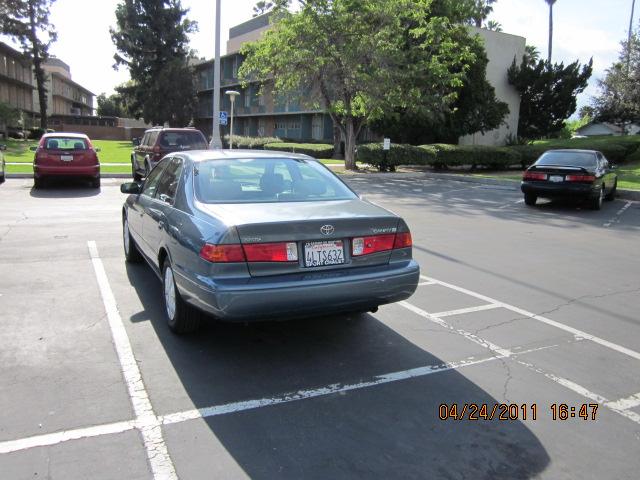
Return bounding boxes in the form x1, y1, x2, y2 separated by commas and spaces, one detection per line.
123, 215, 143, 263
605, 180, 617, 201
132, 159, 142, 181
91, 177, 101, 189
33, 177, 44, 189
589, 186, 604, 210
524, 193, 537, 206
163, 261, 201, 334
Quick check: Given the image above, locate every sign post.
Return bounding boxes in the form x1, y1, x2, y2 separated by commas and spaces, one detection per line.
382, 138, 391, 172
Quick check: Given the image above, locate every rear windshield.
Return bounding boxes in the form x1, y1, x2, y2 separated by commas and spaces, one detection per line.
44, 137, 88, 150
535, 151, 597, 168
158, 131, 207, 150
194, 158, 357, 204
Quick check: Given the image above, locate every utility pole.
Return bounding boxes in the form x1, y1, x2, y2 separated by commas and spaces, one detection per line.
628, 0, 636, 73
209, 0, 223, 149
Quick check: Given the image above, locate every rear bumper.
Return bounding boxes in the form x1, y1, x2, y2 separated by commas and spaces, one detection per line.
34, 164, 100, 178
521, 181, 597, 198
174, 260, 420, 321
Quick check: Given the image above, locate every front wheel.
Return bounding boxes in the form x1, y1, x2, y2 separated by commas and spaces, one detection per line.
123, 216, 143, 263
524, 193, 537, 206
163, 261, 201, 334
589, 186, 604, 210
605, 180, 617, 201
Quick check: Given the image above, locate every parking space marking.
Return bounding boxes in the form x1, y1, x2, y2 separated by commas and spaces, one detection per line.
0, 420, 136, 454
430, 304, 501, 318
88, 241, 177, 480
606, 392, 640, 411
603, 201, 632, 228
417, 280, 436, 286
421, 275, 640, 362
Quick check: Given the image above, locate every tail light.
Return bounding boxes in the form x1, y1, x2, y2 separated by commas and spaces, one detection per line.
565, 174, 595, 182
243, 242, 298, 262
523, 171, 547, 181
352, 231, 411, 256
199, 244, 245, 262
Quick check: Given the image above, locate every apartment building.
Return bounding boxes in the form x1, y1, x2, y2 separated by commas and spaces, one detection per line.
35, 57, 94, 117
194, 14, 525, 146
0, 42, 36, 129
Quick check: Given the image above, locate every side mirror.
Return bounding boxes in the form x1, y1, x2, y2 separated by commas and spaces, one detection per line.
0, 144, 6, 151
132, 138, 140, 146
120, 182, 142, 194
30, 146, 38, 151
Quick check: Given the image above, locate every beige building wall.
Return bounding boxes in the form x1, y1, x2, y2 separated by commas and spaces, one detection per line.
0, 44, 35, 114
227, 24, 271, 54
459, 27, 526, 146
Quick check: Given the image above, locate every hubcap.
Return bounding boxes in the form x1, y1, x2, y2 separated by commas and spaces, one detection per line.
599, 188, 604, 206
164, 267, 176, 320
123, 219, 130, 254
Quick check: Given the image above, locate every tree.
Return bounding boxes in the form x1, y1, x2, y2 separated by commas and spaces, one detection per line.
578, 105, 595, 119
0, 0, 57, 129
545, 0, 557, 62
371, 39, 509, 145
240, 0, 478, 170
253, 1, 273, 16
0, 101, 19, 139
486, 20, 502, 32
110, 0, 197, 126
508, 55, 592, 140
524, 44, 541, 63
97, 91, 135, 117
592, 32, 640, 133
468, 0, 497, 28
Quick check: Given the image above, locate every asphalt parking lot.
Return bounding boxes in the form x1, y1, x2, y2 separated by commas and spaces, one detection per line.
1, 174, 639, 480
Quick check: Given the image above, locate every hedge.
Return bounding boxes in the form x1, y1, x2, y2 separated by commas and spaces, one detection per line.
357, 143, 436, 170
263, 142, 334, 158
424, 144, 522, 170
223, 135, 282, 149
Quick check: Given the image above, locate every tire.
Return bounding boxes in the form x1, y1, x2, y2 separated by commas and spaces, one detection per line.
162, 260, 201, 334
524, 193, 537, 206
132, 159, 142, 181
33, 177, 44, 189
91, 177, 101, 189
605, 180, 617, 201
589, 186, 604, 210
0, 173, 5, 184
123, 215, 143, 263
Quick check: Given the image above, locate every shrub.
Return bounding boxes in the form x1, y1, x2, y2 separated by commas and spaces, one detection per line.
29, 128, 45, 140
263, 142, 334, 158
223, 135, 282, 149
511, 141, 630, 166
357, 143, 436, 170
425, 144, 522, 170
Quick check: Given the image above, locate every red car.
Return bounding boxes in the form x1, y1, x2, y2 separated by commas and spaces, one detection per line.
32, 133, 101, 188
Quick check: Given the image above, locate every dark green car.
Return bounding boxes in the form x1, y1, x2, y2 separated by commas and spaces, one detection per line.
521, 149, 617, 210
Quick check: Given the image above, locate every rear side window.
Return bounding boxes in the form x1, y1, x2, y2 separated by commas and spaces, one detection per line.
158, 131, 207, 150
45, 137, 88, 150
536, 151, 597, 168
155, 157, 183, 204
146, 131, 159, 147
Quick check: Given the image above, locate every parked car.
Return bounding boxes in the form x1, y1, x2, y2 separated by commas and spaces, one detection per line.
31, 132, 101, 188
521, 149, 617, 210
0, 144, 6, 184
131, 127, 208, 181
120, 150, 420, 333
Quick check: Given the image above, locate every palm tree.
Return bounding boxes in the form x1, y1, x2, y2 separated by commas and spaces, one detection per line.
627, 0, 636, 71
486, 20, 503, 32
545, 0, 557, 62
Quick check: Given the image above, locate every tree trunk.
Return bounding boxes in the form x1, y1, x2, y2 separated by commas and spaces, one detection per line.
548, 3, 553, 63
344, 118, 357, 171
332, 120, 341, 158
29, 1, 48, 130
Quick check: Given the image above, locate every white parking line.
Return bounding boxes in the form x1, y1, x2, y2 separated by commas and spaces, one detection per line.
606, 392, 640, 411
88, 241, 177, 480
421, 275, 640, 362
603, 201, 632, 228
431, 304, 501, 318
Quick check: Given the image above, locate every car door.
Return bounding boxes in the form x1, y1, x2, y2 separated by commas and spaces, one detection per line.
134, 132, 148, 171
141, 157, 183, 269
600, 154, 615, 192
134, 158, 169, 261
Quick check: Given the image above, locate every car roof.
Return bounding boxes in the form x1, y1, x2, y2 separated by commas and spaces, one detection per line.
177, 149, 316, 162
43, 132, 89, 139
544, 149, 600, 154
146, 127, 200, 132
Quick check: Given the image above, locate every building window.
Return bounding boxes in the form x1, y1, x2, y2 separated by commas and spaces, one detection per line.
288, 118, 300, 130
312, 115, 323, 140
244, 88, 251, 108
232, 57, 238, 79
274, 120, 286, 130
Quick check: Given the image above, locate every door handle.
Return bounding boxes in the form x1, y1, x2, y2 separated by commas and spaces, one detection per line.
158, 220, 165, 230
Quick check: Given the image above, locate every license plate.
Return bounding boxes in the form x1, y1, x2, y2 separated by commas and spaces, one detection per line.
549, 175, 564, 182
304, 240, 344, 267
60, 155, 73, 162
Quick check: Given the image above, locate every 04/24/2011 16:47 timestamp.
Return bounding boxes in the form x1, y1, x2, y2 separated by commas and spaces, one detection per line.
438, 403, 599, 421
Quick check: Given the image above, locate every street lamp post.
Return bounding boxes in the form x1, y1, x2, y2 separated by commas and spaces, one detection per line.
226, 90, 240, 149
209, 0, 223, 149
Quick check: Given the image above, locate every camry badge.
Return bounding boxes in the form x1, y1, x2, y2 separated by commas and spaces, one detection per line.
320, 225, 335, 236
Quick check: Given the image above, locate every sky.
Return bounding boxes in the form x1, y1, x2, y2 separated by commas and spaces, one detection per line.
2, 0, 638, 113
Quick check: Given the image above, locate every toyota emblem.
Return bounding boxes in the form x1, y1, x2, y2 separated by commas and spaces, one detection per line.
320, 224, 335, 236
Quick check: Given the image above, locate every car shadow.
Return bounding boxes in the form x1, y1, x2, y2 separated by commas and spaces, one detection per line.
124, 262, 550, 479
29, 179, 100, 198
